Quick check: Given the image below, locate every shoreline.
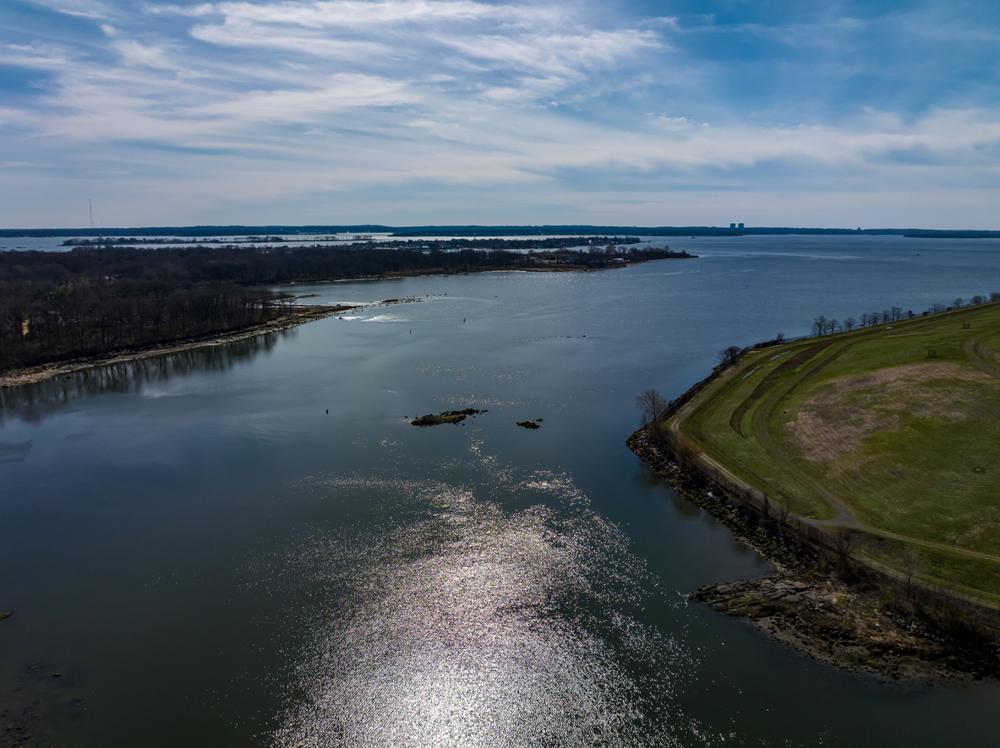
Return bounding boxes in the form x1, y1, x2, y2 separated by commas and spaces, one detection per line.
1, 257, 688, 389
628, 428, 1000, 680
0, 304, 354, 389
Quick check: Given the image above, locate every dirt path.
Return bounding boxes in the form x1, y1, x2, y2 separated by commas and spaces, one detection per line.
964, 327, 1000, 378
749, 338, 862, 528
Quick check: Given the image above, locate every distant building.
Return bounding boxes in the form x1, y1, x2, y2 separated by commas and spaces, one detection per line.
729, 223, 736, 229
738, 223, 745, 230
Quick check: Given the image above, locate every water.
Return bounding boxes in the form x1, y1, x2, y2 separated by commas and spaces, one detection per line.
2, 235, 999, 746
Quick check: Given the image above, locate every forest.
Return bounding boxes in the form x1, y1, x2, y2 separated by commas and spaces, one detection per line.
0, 242, 689, 371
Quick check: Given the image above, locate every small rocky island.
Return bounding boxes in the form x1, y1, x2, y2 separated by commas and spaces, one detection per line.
410, 409, 485, 426
516, 420, 542, 429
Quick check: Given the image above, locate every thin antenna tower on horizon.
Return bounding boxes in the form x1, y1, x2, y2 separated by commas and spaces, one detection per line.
89, 199, 94, 230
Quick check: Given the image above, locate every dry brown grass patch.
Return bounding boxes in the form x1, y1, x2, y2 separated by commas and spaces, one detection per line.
784, 363, 993, 462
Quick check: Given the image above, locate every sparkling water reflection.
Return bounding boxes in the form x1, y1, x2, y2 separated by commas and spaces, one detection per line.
268, 457, 703, 747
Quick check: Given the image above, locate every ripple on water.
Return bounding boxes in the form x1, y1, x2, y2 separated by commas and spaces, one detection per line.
257, 455, 710, 747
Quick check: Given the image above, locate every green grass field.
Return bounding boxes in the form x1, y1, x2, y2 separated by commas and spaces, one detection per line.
669, 302, 1000, 605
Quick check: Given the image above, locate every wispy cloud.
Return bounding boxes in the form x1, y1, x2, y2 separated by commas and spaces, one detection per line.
189, 18, 393, 59
158, 1, 563, 28
435, 29, 660, 77
0, 0, 998, 227
26, 0, 114, 19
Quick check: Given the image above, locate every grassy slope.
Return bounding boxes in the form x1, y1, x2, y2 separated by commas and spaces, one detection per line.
672, 303, 1000, 603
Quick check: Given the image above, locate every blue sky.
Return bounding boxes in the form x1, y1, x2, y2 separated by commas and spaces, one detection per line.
0, 0, 998, 228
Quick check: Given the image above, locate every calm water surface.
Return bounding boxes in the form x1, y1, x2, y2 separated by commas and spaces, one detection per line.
2, 236, 1000, 746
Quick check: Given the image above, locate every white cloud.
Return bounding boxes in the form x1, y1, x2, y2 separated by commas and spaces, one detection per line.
651, 115, 694, 131
190, 18, 392, 59
192, 73, 419, 122
159, 0, 561, 28
26, 0, 113, 19
112, 40, 173, 68
435, 29, 661, 77
0, 42, 72, 69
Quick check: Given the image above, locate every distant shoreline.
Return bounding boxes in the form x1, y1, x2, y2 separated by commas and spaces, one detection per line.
3, 225, 999, 240
0, 258, 683, 389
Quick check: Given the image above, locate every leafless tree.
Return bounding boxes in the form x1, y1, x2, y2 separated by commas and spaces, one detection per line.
902, 549, 920, 599
635, 388, 668, 428
834, 528, 856, 569
718, 346, 742, 367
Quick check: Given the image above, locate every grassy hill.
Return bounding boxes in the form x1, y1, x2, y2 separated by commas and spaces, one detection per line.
668, 302, 1000, 606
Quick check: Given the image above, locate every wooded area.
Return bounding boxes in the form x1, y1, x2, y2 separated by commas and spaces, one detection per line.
0, 243, 689, 371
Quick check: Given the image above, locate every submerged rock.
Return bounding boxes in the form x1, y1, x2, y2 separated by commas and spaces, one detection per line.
516, 420, 542, 430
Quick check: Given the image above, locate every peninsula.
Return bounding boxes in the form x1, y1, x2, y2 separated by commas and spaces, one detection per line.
632, 298, 1000, 678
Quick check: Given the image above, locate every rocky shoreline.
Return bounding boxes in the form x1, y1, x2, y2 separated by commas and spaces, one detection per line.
628, 428, 1000, 681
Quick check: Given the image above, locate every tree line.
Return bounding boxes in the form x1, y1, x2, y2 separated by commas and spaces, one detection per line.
810, 292, 1000, 337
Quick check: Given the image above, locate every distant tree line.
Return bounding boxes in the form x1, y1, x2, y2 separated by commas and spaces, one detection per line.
61, 236, 644, 251
0, 243, 688, 371
63, 236, 287, 246
7, 224, 1000, 239
809, 292, 1000, 337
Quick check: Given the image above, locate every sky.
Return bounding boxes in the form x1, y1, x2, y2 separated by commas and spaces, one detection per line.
0, 0, 998, 229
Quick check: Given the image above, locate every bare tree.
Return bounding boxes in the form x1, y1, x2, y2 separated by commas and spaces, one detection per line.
902, 549, 920, 600
718, 346, 742, 367
953, 297, 965, 309
635, 388, 668, 428
843, 316, 855, 331
834, 528, 856, 570
775, 331, 785, 343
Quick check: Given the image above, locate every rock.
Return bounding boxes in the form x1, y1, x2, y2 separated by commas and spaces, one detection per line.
517, 420, 542, 430
0, 610, 11, 621
411, 409, 485, 427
